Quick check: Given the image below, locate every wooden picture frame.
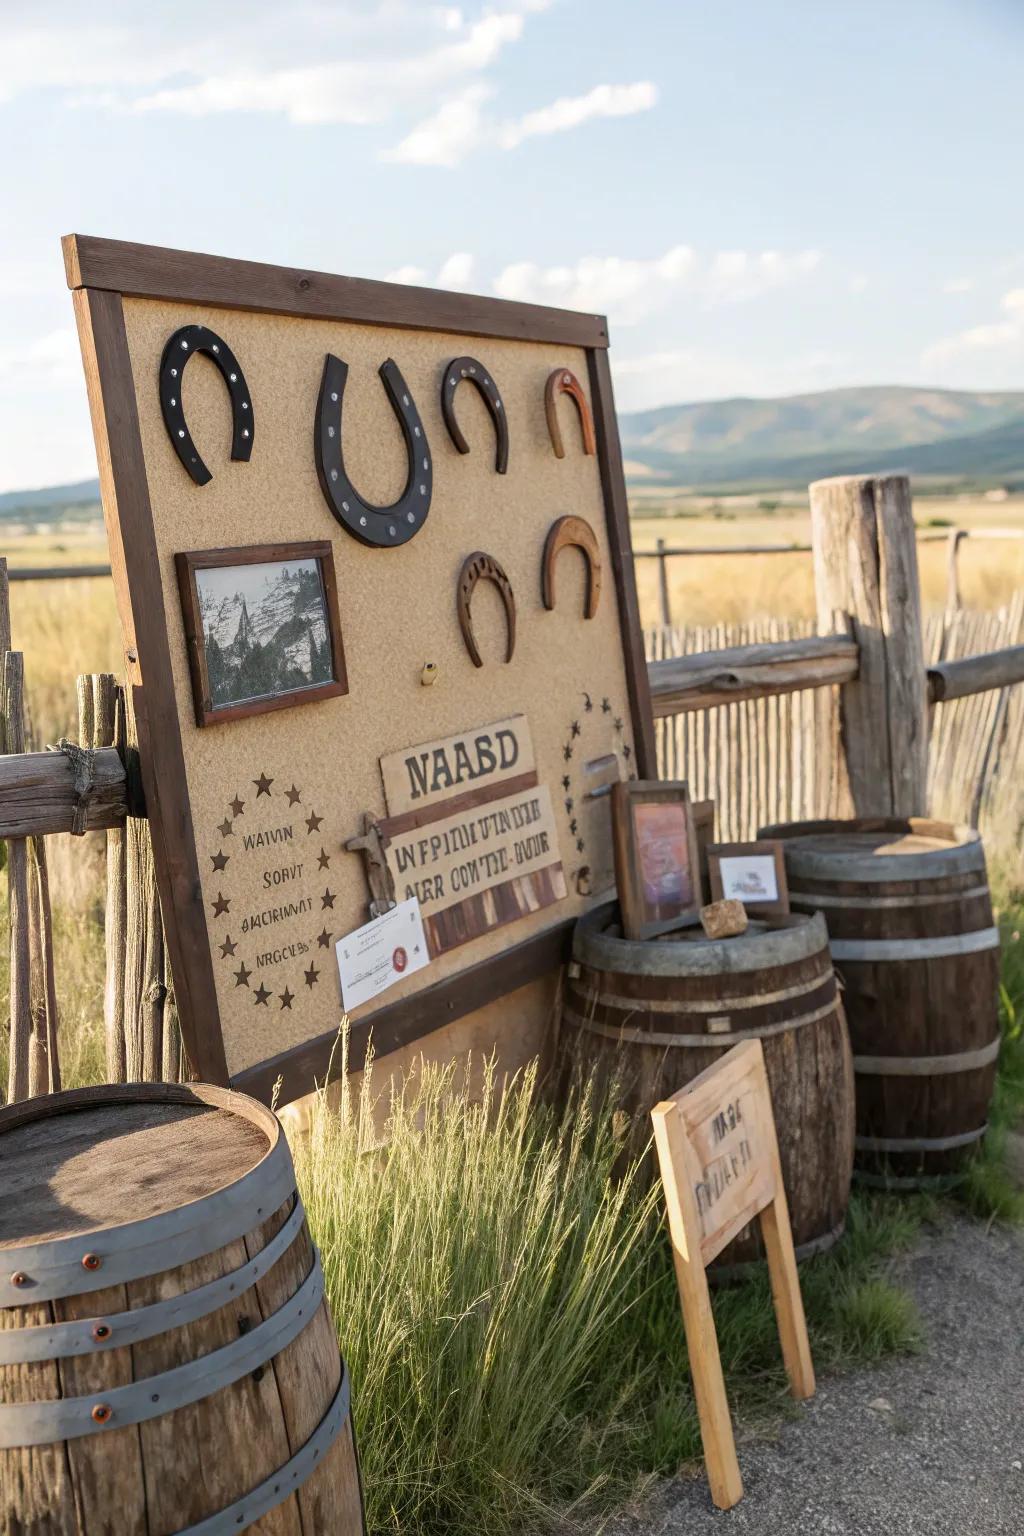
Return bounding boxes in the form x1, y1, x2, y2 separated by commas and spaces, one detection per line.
707, 840, 789, 917
612, 779, 702, 941
176, 542, 348, 727
64, 233, 656, 1102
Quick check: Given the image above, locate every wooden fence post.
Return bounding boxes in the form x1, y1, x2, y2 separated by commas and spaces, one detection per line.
946, 528, 966, 612
88, 673, 128, 1082
809, 474, 928, 818
656, 538, 672, 627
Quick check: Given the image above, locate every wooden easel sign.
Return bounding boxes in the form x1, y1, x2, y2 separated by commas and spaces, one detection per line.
651, 1038, 815, 1509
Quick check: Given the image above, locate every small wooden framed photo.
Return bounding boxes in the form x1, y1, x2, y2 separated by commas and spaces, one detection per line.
612, 780, 702, 940
175, 541, 348, 727
707, 841, 789, 917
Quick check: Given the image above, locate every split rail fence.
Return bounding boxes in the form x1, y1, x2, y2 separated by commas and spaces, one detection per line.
3, 472, 1024, 1105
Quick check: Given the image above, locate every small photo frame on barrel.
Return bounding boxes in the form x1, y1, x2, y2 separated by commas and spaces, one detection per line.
612, 779, 703, 940
707, 840, 789, 917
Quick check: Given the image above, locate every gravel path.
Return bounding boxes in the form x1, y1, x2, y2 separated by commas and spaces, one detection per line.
614, 1216, 1024, 1535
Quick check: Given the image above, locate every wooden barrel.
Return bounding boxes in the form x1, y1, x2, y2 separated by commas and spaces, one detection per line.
562, 904, 854, 1269
0, 1082, 365, 1536
760, 818, 1002, 1187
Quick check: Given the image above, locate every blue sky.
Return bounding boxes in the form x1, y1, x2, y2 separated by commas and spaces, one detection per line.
1, 0, 1022, 492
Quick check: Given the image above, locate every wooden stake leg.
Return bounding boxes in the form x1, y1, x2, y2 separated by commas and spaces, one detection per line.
760, 1193, 815, 1400
652, 1104, 744, 1510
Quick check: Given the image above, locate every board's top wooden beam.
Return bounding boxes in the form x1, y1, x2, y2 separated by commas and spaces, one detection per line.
62, 234, 610, 350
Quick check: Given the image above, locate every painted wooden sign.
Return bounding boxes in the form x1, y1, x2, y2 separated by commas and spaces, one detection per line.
651, 1039, 815, 1510
65, 234, 653, 1104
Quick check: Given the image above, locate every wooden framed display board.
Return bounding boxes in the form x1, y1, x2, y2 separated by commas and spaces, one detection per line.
64, 234, 654, 1105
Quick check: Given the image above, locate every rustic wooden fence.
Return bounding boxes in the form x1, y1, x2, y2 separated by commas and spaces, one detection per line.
4, 472, 1024, 1104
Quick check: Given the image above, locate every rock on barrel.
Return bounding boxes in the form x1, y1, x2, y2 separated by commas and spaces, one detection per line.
0, 1082, 365, 1535
761, 818, 1001, 1187
562, 904, 854, 1269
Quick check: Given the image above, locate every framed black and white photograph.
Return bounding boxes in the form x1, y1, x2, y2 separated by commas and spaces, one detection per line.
707, 840, 789, 917
176, 541, 348, 726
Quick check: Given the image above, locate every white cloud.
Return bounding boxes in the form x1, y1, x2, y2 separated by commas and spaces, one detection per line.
384, 264, 429, 285
381, 84, 491, 165
435, 252, 475, 289
612, 347, 850, 413
492, 244, 821, 322
922, 288, 1024, 371
498, 80, 657, 149
942, 277, 974, 294
849, 274, 869, 294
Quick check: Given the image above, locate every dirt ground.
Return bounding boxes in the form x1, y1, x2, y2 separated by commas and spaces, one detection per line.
612, 1214, 1024, 1536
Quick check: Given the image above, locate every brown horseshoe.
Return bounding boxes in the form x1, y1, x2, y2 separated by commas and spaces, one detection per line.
542, 516, 602, 620
545, 368, 596, 459
457, 551, 516, 668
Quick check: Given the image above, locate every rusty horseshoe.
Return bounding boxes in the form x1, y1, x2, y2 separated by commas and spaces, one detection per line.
456, 551, 516, 667
541, 515, 602, 620
544, 368, 596, 459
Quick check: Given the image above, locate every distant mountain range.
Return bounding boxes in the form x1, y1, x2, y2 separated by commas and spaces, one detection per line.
619, 385, 1024, 490
2, 386, 1023, 512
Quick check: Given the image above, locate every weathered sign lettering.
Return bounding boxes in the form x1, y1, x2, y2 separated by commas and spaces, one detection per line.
380, 715, 535, 815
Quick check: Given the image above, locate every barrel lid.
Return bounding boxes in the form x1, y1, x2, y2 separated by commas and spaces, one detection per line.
573, 901, 829, 977
758, 818, 984, 882
0, 1083, 277, 1251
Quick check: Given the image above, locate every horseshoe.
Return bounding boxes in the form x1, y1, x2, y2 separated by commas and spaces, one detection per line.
441, 356, 509, 474
545, 368, 596, 459
315, 355, 432, 548
159, 325, 254, 486
542, 515, 602, 620
457, 552, 516, 668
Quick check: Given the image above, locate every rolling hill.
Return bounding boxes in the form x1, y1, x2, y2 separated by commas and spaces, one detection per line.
618, 385, 1024, 490
3, 386, 1024, 516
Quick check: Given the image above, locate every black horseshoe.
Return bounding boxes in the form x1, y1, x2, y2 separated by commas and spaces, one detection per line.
457, 552, 516, 668
441, 357, 509, 474
159, 325, 254, 486
315, 355, 432, 548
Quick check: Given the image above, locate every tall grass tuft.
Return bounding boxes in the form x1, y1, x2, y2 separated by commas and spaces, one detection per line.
294, 1049, 663, 1535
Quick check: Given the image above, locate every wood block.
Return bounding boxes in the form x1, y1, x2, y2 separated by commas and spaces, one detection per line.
700, 899, 748, 940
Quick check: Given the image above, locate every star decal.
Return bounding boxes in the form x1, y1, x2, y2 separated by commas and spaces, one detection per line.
218, 819, 233, 839
306, 810, 324, 834
234, 961, 251, 988
220, 934, 237, 959
623, 743, 632, 761
321, 888, 336, 910
317, 847, 331, 870
563, 743, 573, 762
576, 837, 585, 853
279, 987, 295, 1010
569, 818, 578, 836
304, 963, 320, 988
583, 692, 594, 712
212, 892, 230, 918
562, 774, 571, 791
285, 784, 302, 806
613, 717, 623, 734
254, 773, 273, 797
317, 927, 332, 949
230, 795, 245, 818
570, 720, 581, 738
253, 983, 272, 1006
211, 850, 229, 872
564, 797, 574, 814
601, 697, 611, 714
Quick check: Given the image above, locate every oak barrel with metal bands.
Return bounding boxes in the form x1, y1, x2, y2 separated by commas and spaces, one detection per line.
759, 818, 1002, 1187
563, 904, 854, 1269
0, 1082, 366, 1535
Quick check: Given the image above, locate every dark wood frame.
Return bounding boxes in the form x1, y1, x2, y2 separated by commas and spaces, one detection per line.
707, 840, 789, 917
175, 541, 348, 727
64, 233, 655, 1103
612, 779, 702, 941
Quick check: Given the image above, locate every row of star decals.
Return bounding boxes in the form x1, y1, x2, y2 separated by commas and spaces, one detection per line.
216, 778, 325, 841
559, 694, 634, 859
218, 924, 334, 1006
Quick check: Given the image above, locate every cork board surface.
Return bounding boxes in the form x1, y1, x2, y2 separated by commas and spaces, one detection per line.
120, 296, 637, 1078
